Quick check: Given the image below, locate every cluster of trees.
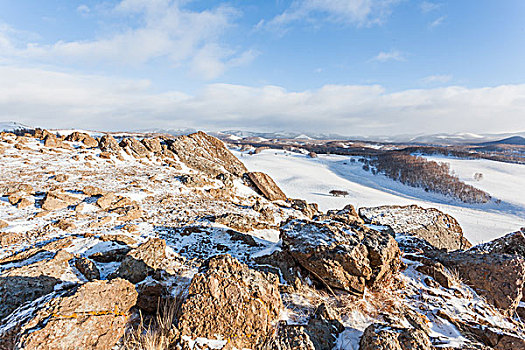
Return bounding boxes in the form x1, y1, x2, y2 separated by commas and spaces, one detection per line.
360, 153, 491, 204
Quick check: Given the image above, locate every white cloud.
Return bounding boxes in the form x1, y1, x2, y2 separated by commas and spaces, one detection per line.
422, 74, 452, 84
0, 0, 253, 79
2, 66, 524, 136
263, 0, 401, 31
77, 5, 90, 15
372, 50, 406, 62
429, 15, 446, 28
420, 1, 440, 13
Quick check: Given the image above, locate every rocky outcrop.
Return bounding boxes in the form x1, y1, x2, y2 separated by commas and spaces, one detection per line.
359, 205, 471, 251
289, 198, 319, 219
65, 132, 98, 148
0, 250, 74, 319
177, 255, 282, 349
120, 137, 149, 158
280, 218, 401, 294
430, 249, 525, 315
470, 227, 525, 257
247, 171, 287, 201
42, 189, 82, 211
272, 304, 344, 350
0, 278, 137, 350
115, 238, 167, 283
167, 131, 247, 177
98, 134, 120, 153
359, 323, 432, 350
75, 257, 100, 281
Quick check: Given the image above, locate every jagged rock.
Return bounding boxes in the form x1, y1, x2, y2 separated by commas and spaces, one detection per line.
359, 205, 471, 251
314, 204, 363, 226
115, 238, 167, 283
136, 279, 165, 314
65, 131, 98, 148
272, 303, 344, 350
280, 218, 401, 294
0, 278, 137, 350
98, 134, 120, 153
412, 256, 453, 289
289, 198, 319, 219
82, 185, 105, 197
33, 128, 54, 140
75, 257, 100, 281
359, 323, 432, 350
17, 197, 33, 208
97, 192, 118, 210
247, 171, 287, 201
42, 190, 81, 211
470, 227, 525, 257
0, 250, 74, 319
178, 255, 282, 349
142, 137, 163, 154
167, 131, 247, 177
120, 137, 149, 158
213, 212, 272, 232
89, 247, 131, 263
430, 249, 525, 315
0, 220, 8, 229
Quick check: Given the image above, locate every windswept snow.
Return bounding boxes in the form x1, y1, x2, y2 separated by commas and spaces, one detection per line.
233, 149, 525, 244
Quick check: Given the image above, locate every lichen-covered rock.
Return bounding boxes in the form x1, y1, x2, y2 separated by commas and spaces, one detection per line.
0, 250, 74, 319
120, 137, 149, 158
359, 323, 432, 350
247, 171, 287, 201
0, 278, 137, 350
430, 249, 525, 315
65, 132, 98, 148
359, 205, 471, 251
177, 254, 282, 349
167, 131, 247, 177
115, 238, 167, 283
280, 219, 401, 294
98, 134, 120, 153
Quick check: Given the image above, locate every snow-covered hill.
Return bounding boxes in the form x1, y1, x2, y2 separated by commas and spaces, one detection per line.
234, 149, 525, 244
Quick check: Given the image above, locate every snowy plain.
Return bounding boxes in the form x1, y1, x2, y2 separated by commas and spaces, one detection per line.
233, 149, 525, 244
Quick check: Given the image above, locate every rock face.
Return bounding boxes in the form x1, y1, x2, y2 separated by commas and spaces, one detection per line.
272, 304, 344, 350
167, 131, 247, 177
65, 132, 98, 148
247, 171, 287, 201
0, 278, 137, 350
430, 249, 525, 315
0, 250, 74, 319
280, 219, 401, 294
359, 323, 432, 350
115, 238, 167, 283
120, 137, 149, 158
471, 227, 525, 257
359, 205, 471, 251
98, 134, 120, 153
177, 255, 282, 349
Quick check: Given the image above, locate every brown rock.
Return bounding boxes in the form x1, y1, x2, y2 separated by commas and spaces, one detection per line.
54, 173, 68, 182
167, 131, 247, 177
75, 257, 100, 281
65, 131, 98, 148
97, 192, 118, 210
359, 205, 471, 251
120, 137, 149, 158
280, 218, 401, 294
115, 238, 167, 283
42, 190, 82, 211
178, 255, 282, 349
82, 185, 105, 196
17, 197, 33, 209
359, 323, 432, 350
0, 279, 137, 350
8, 193, 21, 205
247, 171, 287, 201
289, 198, 319, 219
98, 134, 120, 153
0, 220, 8, 230
141, 137, 163, 154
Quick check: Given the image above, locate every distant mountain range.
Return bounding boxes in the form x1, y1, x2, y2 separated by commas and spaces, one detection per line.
477, 136, 525, 146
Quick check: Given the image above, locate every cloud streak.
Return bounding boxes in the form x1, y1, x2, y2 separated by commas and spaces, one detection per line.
1, 66, 524, 136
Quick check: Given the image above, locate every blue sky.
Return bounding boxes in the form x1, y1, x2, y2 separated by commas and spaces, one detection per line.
0, 0, 524, 135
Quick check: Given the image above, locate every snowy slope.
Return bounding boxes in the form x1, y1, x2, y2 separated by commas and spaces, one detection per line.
233, 149, 525, 244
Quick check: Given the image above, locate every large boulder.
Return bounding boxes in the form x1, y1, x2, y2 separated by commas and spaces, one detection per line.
470, 227, 525, 257
115, 238, 167, 283
280, 219, 401, 294
359, 323, 432, 350
0, 250, 74, 319
65, 132, 98, 148
42, 190, 82, 211
359, 205, 471, 251
167, 131, 247, 177
98, 134, 120, 153
119, 137, 149, 158
247, 171, 287, 201
0, 278, 137, 350
430, 249, 525, 316
177, 255, 282, 349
